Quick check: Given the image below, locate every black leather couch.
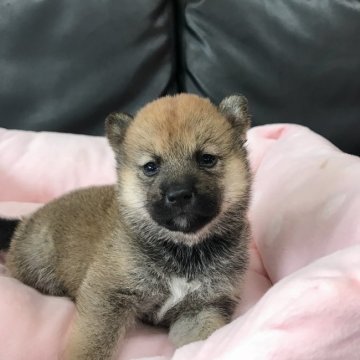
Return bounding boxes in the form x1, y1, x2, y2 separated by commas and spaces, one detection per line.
1, 0, 359, 155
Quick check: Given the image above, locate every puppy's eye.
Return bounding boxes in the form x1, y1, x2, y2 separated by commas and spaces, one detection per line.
143, 161, 159, 176
198, 153, 218, 168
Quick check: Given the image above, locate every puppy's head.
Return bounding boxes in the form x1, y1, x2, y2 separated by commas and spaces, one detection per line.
106, 94, 251, 243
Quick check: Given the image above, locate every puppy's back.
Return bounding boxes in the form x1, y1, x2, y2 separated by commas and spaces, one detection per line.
7, 185, 117, 297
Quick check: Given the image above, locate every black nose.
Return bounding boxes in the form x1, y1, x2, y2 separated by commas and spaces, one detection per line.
166, 185, 194, 207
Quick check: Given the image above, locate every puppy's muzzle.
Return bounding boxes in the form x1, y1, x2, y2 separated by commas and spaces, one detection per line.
149, 180, 220, 233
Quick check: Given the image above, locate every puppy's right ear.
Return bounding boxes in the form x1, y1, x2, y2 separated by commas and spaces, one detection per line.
219, 95, 251, 142
105, 112, 133, 150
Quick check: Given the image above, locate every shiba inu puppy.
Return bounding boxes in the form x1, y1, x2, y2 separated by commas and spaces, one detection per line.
0, 94, 252, 360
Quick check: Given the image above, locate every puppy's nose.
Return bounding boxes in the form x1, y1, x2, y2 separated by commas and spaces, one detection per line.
166, 185, 194, 207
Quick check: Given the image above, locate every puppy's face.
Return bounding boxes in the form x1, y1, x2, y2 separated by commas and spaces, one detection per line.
107, 94, 250, 240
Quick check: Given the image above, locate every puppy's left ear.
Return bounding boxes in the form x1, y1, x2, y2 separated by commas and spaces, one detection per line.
105, 112, 133, 151
219, 95, 251, 141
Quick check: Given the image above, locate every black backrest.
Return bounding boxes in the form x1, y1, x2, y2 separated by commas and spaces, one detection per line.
180, 0, 360, 155
0, 0, 176, 135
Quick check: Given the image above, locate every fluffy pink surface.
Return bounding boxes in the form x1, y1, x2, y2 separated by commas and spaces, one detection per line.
0, 125, 359, 360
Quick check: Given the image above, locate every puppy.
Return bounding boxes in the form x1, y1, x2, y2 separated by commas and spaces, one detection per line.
0, 94, 252, 360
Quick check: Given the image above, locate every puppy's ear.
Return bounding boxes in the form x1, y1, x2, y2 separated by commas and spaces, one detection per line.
105, 112, 133, 150
219, 95, 251, 141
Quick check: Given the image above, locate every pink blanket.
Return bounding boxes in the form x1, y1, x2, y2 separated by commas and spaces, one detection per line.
0, 124, 359, 360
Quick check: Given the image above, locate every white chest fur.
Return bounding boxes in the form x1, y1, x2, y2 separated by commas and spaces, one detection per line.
156, 277, 201, 322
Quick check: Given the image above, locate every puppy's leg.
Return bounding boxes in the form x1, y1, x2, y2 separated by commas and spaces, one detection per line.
169, 307, 228, 348
64, 280, 138, 360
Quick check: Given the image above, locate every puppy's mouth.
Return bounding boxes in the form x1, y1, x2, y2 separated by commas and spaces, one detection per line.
150, 204, 219, 234
163, 212, 214, 233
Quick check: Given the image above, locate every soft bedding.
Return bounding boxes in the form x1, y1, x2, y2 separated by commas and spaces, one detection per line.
0, 124, 359, 360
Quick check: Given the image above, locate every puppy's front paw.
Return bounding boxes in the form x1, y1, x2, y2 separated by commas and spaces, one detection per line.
169, 309, 227, 348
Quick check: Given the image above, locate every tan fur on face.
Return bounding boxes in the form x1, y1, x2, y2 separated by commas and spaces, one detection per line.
222, 155, 250, 209
124, 94, 236, 163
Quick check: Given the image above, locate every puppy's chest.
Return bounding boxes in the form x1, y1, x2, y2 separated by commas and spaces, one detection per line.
140, 275, 209, 325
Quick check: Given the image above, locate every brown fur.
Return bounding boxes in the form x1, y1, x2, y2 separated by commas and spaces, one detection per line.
5, 94, 252, 360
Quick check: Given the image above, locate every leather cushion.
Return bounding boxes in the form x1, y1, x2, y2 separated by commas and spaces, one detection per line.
0, 0, 175, 135
181, 0, 360, 155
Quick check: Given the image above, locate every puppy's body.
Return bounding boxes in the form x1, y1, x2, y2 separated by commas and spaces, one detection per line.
4, 94, 252, 360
